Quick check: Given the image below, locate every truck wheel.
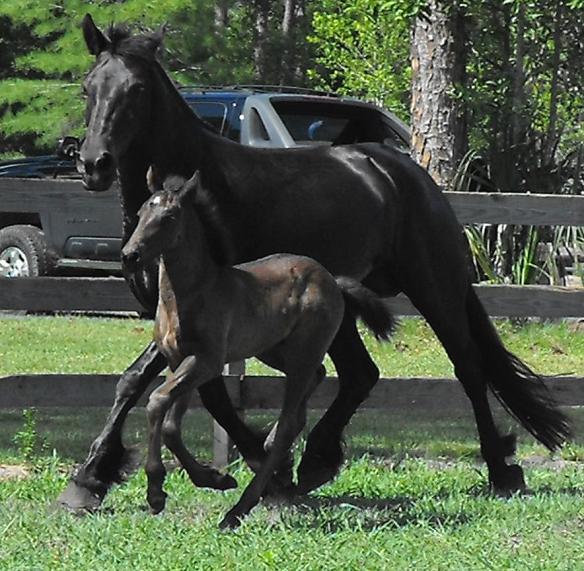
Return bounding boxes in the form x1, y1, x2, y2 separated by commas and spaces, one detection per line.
0, 225, 57, 277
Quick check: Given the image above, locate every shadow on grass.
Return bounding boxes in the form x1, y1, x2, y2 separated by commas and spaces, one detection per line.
270, 492, 475, 531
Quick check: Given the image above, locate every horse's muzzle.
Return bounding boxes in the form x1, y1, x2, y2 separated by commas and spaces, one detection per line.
77, 151, 116, 191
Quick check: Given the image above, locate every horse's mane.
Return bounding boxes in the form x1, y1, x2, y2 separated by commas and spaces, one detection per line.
104, 23, 161, 61
162, 175, 234, 267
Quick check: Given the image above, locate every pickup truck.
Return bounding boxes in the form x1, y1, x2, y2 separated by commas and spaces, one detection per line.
0, 86, 409, 277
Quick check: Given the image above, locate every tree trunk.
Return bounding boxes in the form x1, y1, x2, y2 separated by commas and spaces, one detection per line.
253, 0, 271, 81
410, 1, 467, 188
214, 0, 231, 29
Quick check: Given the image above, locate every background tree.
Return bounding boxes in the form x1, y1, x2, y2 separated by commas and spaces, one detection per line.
0, 0, 315, 157
308, 0, 420, 120
410, 1, 467, 187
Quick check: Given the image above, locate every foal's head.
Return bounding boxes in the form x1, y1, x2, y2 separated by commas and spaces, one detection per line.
121, 172, 199, 271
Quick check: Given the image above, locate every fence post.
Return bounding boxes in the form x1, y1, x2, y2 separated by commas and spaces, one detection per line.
213, 360, 245, 468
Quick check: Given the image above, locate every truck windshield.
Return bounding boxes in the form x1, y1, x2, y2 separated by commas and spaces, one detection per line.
270, 100, 408, 149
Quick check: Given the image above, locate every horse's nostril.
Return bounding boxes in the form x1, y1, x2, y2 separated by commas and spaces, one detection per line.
95, 152, 113, 171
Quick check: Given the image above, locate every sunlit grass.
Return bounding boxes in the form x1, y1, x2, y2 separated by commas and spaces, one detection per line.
0, 315, 582, 378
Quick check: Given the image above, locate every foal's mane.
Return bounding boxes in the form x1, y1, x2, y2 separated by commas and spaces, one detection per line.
163, 176, 234, 267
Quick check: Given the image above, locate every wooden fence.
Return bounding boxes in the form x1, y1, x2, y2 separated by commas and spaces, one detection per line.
1, 190, 583, 465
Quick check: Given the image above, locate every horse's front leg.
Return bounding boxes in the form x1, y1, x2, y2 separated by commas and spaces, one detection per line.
146, 355, 222, 514
58, 341, 167, 512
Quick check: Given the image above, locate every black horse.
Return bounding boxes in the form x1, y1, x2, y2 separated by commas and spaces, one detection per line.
58, 14, 569, 510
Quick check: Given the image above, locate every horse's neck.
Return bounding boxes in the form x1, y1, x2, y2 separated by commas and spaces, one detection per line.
158, 220, 218, 303
149, 64, 207, 178
117, 151, 150, 239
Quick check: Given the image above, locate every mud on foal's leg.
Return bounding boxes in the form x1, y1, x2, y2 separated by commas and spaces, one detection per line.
162, 393, 237, 491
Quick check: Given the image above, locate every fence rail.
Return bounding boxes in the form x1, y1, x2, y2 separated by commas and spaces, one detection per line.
0, 278, 583, 317
2, 374, 583, 410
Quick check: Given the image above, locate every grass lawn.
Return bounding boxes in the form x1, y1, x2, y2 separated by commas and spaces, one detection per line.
0, 314, 582, 378
0, 315, 583, 569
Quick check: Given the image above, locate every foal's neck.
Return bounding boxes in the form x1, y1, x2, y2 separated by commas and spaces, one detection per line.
158, 218, 219, 303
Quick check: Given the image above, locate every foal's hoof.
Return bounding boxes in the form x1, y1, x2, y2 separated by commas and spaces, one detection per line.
56, 481, 103, 513
219, 510, 242, 531
147, 491, 167, 515
491, 464, 527, 497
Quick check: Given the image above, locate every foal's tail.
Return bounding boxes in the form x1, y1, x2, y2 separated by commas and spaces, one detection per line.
336, 277, 396, 341
466, 287, 571, 450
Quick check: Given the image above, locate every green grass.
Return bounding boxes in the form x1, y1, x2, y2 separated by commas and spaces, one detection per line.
0, 407, 583, 570
0, 315, 583, 569
1, 315, 582, 378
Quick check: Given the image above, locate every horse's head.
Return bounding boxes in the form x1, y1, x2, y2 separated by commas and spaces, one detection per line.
121, 171, 200, 270
78, 14, 163, 191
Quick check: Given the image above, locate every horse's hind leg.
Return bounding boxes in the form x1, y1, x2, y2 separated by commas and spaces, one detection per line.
296, 315, 379, 494
162, 392, 237, 491
410, 290, 526, 494
58, 341, 167, 511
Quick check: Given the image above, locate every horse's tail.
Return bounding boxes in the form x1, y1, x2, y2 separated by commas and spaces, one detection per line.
336, 277, 396, 341
466, 286, 571, 450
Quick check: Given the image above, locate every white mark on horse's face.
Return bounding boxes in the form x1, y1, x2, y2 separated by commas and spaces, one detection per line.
151, 195, 163, 206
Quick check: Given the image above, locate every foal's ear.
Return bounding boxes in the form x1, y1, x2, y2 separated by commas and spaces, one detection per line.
82, 14, 109, 56
178, 170, 201, 204
146, 166, 163, 194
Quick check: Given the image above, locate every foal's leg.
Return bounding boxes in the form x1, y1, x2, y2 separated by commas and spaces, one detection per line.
220, 370, 316, 529
296, 316, 379, 494
263, 364, 326, 492
146, 356, 221, 513
58, 341, 167, 511
162, 393, 237, 490
198, 378, 267, 471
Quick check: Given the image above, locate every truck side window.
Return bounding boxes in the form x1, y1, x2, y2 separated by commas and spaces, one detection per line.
250, 108, 270, 141
189, 102, 228, 135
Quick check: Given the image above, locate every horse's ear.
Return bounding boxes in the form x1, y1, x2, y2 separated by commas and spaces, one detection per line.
82, 14, 109, 56
179, 170, 201, 204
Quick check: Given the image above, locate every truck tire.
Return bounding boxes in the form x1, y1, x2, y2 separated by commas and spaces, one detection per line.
0, 225, 57, 277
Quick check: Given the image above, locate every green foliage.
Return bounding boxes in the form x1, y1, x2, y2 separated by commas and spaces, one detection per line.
12, 408, 46, 461
0, 1, 318, 154
308, 0, 422, 120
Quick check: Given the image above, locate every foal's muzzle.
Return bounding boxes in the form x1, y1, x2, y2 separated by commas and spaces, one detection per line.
121, 249, 141, 272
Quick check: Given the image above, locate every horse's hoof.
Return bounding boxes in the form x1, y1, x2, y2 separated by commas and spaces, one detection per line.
147, 491, 167, 515
55, 480, 103, 513
216, 473, 238, 491
219, 510, 242, 530
296, 465, 338, 495
491, 464, 526, 497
